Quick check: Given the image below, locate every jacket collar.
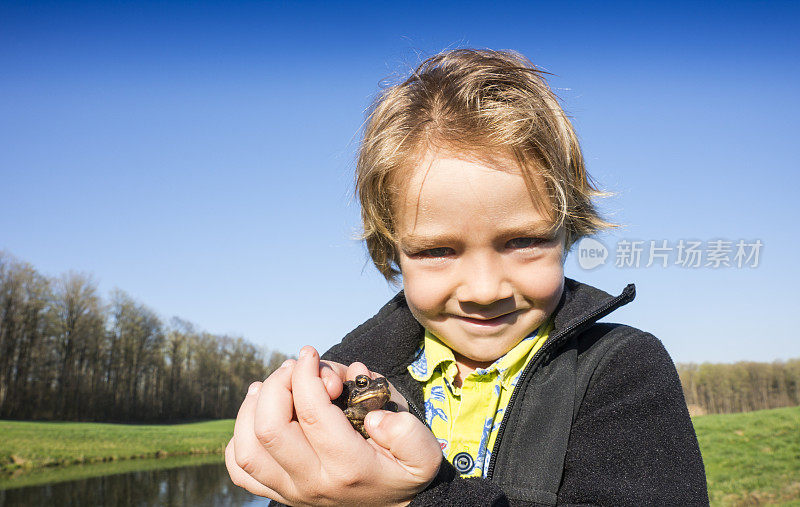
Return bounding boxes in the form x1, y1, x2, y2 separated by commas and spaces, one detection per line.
551, 278, 636, 343
328, 278, 636, 378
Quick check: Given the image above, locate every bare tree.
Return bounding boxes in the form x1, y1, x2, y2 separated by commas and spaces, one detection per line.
678, 359, 800, 414
0, 252, 293, 422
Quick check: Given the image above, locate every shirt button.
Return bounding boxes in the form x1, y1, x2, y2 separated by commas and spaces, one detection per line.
452, 452, 475, 474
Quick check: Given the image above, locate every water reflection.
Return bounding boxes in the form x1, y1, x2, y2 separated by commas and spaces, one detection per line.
0, 461, 267, 506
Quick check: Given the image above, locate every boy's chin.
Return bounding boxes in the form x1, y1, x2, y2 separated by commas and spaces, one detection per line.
448, 337, 525, 366
452, 351, 502, 371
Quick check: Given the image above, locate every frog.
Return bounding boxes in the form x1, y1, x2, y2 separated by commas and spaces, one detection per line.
334, 374, 397, 438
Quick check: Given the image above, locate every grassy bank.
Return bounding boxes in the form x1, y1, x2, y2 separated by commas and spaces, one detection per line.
694, 405, 800, 505
0, 419, 233, 475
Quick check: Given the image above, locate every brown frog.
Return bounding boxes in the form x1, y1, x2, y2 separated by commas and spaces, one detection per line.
334, 374, 397, 438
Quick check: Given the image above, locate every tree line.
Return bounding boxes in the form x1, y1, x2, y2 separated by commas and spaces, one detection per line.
0, 252, 289, 422
676, 360, 800, 415
3, 251, 799, 421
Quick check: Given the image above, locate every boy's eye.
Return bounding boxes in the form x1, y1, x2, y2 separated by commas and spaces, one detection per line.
506, 237, 541, 249
419, 247, 454, 258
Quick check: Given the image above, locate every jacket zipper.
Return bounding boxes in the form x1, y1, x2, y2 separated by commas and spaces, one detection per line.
391, 378, 426, 422
405, 390, 425, 421
484, 286, 634, 480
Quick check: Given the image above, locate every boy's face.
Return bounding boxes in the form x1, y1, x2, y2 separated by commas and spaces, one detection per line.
395, 151, 565, 368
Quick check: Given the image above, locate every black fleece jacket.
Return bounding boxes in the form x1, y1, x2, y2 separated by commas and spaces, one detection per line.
320, 279, 709, 506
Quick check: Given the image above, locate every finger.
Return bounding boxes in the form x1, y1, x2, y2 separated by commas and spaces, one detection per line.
269, 358, 296, 380
364, 410, 443, 481
256, 359, 296, 425
231, 382, 293, 490
345, 361, 372, 380
319, 360, 346, 400
253, 357, 320, 476
225, 439, 289, 502
292, 346, 363, 450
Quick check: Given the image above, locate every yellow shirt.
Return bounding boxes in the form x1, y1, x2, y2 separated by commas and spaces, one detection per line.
407, 321, 552, 477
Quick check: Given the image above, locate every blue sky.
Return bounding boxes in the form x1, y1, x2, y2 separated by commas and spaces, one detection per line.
2, 1, 798, 363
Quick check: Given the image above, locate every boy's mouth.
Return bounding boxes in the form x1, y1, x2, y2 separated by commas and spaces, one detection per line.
455, 310, 520, 326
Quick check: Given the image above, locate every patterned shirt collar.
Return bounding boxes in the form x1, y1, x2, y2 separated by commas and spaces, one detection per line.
408, 325, 546, 384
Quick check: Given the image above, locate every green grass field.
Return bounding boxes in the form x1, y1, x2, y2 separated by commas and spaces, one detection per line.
0, 419, 233, 475
694, 405, 800, 505
1, 406, 798, 504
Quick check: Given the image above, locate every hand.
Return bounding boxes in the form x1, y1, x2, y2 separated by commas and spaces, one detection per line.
226, 346, 442, 506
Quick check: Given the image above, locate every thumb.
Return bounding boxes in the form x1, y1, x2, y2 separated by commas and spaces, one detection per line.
364, 410, 443, 480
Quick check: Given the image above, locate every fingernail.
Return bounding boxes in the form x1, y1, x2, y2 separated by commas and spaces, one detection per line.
247, 382, 260, 396
299, 346, 313, 358
280, 359, 292, 369
367, 410, 386, 429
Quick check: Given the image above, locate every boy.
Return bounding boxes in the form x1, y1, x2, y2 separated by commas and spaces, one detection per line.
226, 49, 709, 505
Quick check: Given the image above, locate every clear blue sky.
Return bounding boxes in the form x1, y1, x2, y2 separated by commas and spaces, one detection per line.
2, 1, 798, 363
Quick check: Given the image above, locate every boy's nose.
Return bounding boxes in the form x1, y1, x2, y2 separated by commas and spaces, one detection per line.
455, 255, 513, 306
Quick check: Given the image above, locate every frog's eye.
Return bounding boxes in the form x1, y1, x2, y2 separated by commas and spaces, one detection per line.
355, 375, 369, 388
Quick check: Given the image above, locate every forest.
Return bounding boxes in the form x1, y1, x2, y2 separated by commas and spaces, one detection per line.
0, 252, 289, 422
677, 360, 800, 415
1, 251, 798, 422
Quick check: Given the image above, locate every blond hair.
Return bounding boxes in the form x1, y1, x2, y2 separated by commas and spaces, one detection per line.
356, 48, 616, 281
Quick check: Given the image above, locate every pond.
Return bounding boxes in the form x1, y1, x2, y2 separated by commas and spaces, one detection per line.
0, 455, 268, 506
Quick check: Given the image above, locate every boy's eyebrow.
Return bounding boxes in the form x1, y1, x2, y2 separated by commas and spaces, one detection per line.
398, 233, 459, 249
398, 221, 559, 248
497, 221, 560, 237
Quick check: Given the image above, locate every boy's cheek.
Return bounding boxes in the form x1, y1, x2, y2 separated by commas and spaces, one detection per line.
402, 272, 446, 313
520, 269, 565, 311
